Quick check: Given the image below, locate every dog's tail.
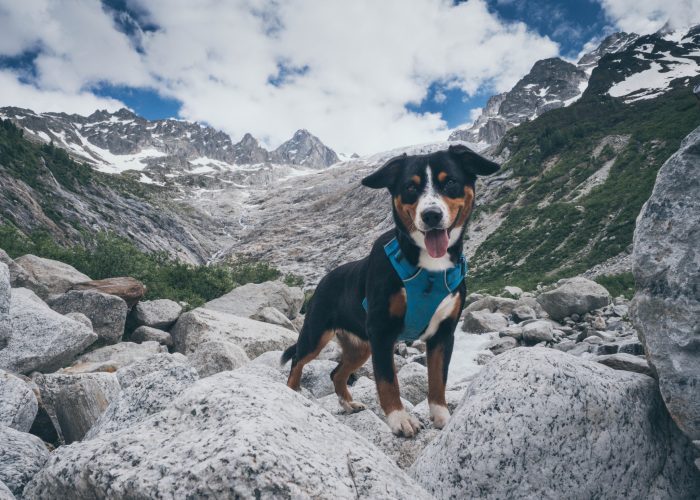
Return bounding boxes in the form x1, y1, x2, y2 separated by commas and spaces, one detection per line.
280, 343, 297, 366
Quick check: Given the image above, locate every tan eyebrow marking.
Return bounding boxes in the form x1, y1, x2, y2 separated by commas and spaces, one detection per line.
437, 171, 448, 183
411, 175, 421, 185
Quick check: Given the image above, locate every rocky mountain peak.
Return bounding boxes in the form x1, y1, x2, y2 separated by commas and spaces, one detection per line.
272, 129, 339, 168
448, 28, 672, 150
577, 32, 638, 73
232, 133, 269, 164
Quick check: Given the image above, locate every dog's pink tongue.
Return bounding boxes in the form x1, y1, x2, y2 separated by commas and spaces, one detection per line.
424, 229, 449, 258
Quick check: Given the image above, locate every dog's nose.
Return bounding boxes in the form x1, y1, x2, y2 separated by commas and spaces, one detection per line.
420, 208, 443, 228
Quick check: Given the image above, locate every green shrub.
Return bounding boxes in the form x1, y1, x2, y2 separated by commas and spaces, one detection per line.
0, 225, 289, 308
594, 272, 636, 299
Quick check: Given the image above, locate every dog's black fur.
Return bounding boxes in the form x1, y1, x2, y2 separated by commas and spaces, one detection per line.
282, 144, 499, 436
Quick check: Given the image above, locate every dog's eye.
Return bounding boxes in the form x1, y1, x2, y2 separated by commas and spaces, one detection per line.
443, 178, 461, 197
406, 184, 417, 193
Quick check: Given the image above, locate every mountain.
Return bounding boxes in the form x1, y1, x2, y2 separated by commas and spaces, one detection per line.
215, 27, 700, 289
0, 119, 223, 263
0, 107, 340, 180
272, 129, 340, 167
449, 32, 639, 149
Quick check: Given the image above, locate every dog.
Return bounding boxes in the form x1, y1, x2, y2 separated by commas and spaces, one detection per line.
281, 144, 499, 437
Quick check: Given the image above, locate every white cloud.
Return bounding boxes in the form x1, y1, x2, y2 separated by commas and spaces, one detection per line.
469, 107, 484, 123
0, 0, 560, 154
0, 70, 125, 114
597, 0, 700, 34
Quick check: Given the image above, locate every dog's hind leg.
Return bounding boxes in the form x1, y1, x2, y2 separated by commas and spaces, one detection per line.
286, 329, 335, 391
332, 331, 371, 413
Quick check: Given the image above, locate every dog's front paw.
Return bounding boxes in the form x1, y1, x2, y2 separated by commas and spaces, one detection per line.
387, 409, 423, 437
339, 398, 366, 413
430, 404, 450, 429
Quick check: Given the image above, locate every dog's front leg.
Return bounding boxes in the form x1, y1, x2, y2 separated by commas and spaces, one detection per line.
426, 320, 456, 429
369, 333, 422, 437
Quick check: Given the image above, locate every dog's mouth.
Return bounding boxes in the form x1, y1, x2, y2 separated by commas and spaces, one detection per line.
422, 229, 449, 258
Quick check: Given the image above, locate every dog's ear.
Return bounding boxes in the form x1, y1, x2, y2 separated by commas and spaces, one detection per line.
361, 153, 406, 189
448, 144, 500, 176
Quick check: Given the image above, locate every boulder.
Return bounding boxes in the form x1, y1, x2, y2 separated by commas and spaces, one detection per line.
397, 362, 428, 405
0, 481, 14, 500
171, 307, 297, 359
595, 353, 654, 377
60, 341, 166, 374
250, 306, 297, 331
130, 325, 173, 346
85, 363, 198, 439
511, 305, 536, 322
0, 370, 37, 432
630, 126, 700, 442
521, 320, 554, 344
462, 310, 508, 333
31, 372, 121, 444
189, 340, 250, 378
503, 286, 523, 298
0, 288, 97, 374
132, 299, 182, 329
536, 277, 611, 321
202, 280, 304, 319
0, 426, 49, 497
0, 249, 48, 298
64, 312, 92, 330
49, 290, 127, 345
0, 263, 9, 318
465, 296, 517, 315
499, 325, 523, 340
14, 254, 90, 295
410, 348, 700, 499
70, 277, 145, 308
514, 296, 548, 318
23, 372, 431, 500
340, 410, 440, 469
485, 336, 517, 355
115, 352, 190, 387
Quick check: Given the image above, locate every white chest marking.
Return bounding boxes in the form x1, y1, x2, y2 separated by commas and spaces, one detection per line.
420, 292, 459, 342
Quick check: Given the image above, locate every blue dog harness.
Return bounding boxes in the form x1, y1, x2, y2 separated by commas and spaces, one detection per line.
362, 237, 467, 342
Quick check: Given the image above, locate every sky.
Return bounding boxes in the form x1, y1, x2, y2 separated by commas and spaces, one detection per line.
1, 0, 699, 155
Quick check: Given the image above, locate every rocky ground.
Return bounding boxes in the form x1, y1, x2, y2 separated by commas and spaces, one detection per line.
0, 245, 698, 499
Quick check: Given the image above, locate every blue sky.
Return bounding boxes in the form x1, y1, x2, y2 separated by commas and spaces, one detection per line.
0, 0, 696, 153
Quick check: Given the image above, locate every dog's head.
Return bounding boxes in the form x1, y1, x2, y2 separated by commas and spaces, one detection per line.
361, 144, 499, 259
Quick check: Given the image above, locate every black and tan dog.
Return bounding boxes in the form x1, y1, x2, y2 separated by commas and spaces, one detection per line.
281, 144, 499, 437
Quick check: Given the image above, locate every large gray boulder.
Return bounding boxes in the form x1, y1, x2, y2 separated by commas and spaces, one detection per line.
172, 307, 297, 359
0, 370, 37, 432
397, 362, 428, 405
537, 277, 611, 321
85, 363, 198, 439
31, 372, 121, 444
133, 299, 182, 329
115, 352, 190, 387
0, 480, 14, 499
462, 309, 508, 333
13, 255, 90, 295
61, 341, 166, 374
631, 126, 700, 443
0, 249, 49, 299
203, 280, 304, 320
0, 264, 8, 346
23, 371, 431, 499
0, 263, 9, 318
410, 348, 700, 499
49, 290, 127, 345
0, 288, 97, 374
188, 340, 250, 378
0, 426, 49, 497
130, 325, 173, 346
